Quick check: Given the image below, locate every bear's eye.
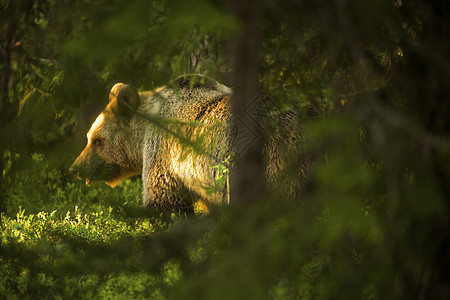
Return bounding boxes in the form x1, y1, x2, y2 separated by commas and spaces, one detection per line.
93, 138, 103, 146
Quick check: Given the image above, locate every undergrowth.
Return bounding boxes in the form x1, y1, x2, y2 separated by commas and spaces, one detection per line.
0, 153, 184, 299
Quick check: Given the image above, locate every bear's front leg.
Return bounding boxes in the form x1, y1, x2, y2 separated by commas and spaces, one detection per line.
142, 161, 196, 212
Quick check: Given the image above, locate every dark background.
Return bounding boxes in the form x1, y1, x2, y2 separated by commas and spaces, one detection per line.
0, 0, 449, 299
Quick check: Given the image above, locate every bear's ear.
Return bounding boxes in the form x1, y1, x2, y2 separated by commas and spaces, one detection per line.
109, 83, 140, 118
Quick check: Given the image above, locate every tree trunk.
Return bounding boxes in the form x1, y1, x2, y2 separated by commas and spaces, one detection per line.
230, 0, 265, 204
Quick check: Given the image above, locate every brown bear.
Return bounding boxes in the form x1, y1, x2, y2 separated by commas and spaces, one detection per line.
70, 75, 232, 211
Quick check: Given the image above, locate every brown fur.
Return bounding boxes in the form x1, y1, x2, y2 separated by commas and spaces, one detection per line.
70, 75, 232, 211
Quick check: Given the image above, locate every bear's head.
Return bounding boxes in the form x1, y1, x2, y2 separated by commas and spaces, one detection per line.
70, 83, 142, 187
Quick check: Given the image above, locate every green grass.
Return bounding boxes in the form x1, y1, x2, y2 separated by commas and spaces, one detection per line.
0, 204, 179, 299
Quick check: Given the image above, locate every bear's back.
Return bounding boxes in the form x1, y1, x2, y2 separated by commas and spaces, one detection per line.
140, 76, 232, 122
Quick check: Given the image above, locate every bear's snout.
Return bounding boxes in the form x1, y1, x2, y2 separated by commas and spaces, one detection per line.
69, 159, 95, 186
69, 152, 92, 179
69, 161, 82, 179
